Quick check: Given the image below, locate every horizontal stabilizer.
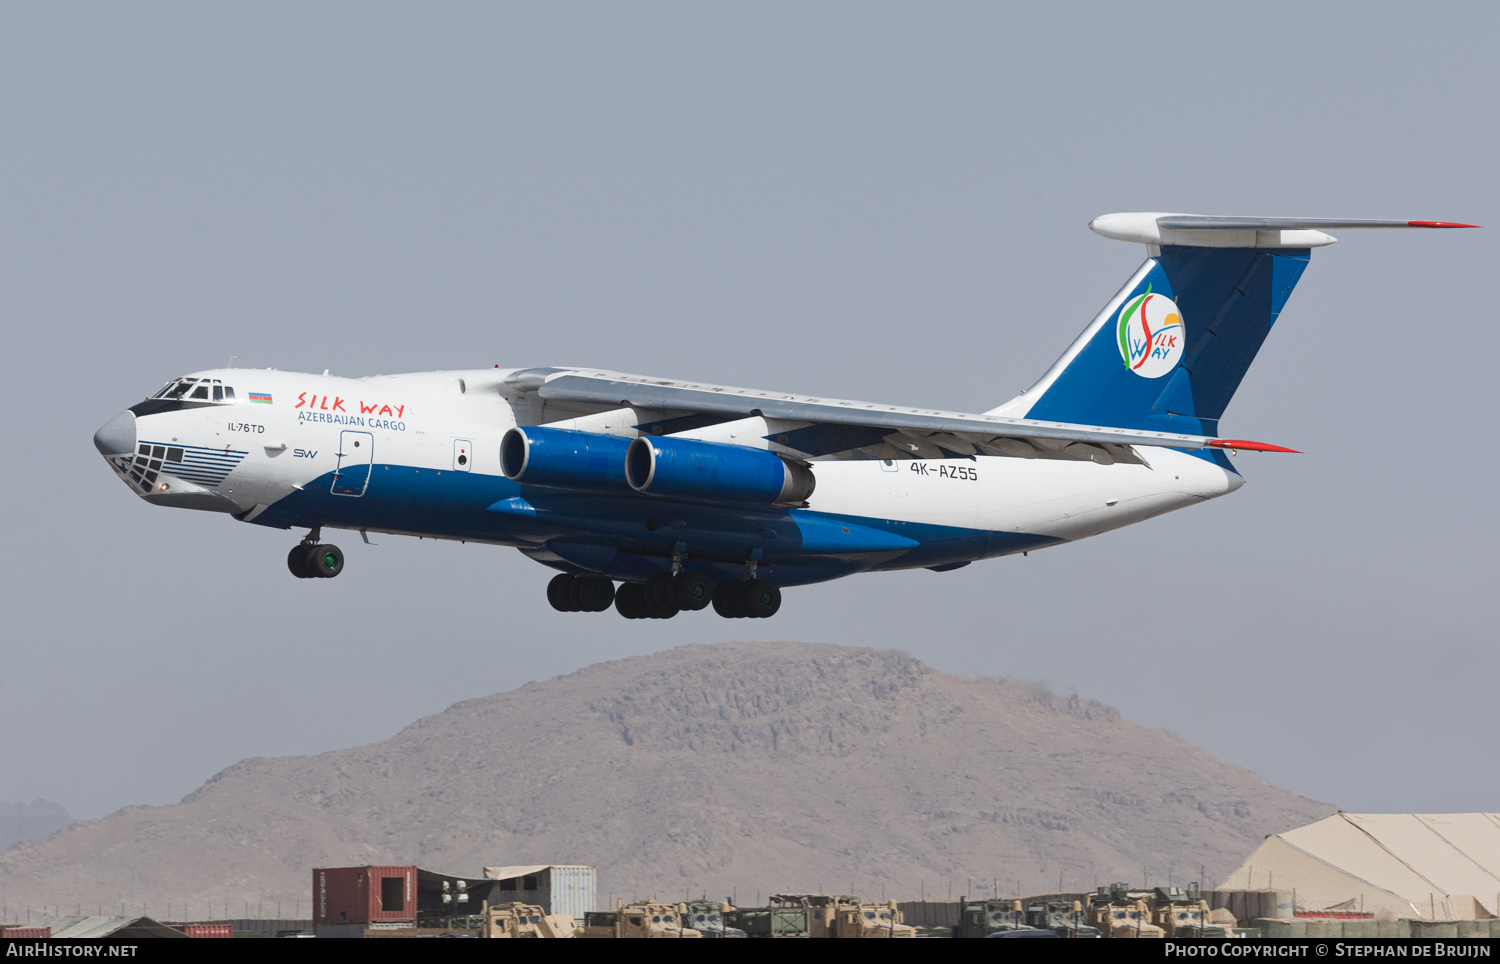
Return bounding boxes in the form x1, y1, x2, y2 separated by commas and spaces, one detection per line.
1155, 216, 1479, 231
1091, 212, 1478, 249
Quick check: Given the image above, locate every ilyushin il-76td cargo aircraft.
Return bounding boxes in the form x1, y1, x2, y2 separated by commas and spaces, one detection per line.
95, 213, 1473, 619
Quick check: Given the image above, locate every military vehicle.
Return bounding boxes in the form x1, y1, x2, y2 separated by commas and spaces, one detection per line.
1088, 883, 1166, 939
479, 901, 575, 938
1026, 899, 1102, 938
1179, 906, 1244, 939
576, 901, 702, 938
726, 902, 809, 938
954, 898, 1026, 937
684, 900, 746, 938
772, 894, 915, 939
1148, 886, 1232, 938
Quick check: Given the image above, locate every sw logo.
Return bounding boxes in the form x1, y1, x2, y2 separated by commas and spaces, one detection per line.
1116, 288, 1184, 378
293, 448, 318, 458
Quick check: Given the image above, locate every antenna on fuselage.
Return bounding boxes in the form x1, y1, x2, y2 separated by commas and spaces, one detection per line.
226, 355, 237, 369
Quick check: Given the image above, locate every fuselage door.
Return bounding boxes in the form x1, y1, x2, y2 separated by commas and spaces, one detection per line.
332, 430, 375, 497
453, 438, 472, 472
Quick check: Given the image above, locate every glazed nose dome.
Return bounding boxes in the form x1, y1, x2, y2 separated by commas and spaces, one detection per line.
94, 410, 137, 457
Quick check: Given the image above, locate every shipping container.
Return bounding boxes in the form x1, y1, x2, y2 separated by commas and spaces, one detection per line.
479, 864, 597, 919
314, 865, 418, 925
547, 866, 598, 920
174, 924, 233, 938
0, 927, 52, 939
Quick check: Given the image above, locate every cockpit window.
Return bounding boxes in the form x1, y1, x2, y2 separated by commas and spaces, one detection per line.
150, 377, 237, 404
155, 378, 195, 399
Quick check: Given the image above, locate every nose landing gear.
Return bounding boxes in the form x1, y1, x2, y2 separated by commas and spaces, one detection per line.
287, 530, 344, 579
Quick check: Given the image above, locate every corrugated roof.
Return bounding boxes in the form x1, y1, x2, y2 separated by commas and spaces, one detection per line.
482, 864, 554, 880
28, 916, 189, 939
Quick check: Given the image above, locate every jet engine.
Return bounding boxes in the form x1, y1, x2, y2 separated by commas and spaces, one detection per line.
500, 426, 633, 491
625, 436, 815, 505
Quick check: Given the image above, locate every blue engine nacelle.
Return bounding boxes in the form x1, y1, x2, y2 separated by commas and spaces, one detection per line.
625, 436, 815, 505
500, 426, 633, 492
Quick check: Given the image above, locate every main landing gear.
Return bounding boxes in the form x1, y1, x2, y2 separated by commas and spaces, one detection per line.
613, 571, 714, 620
710, 579, 781, 619
287, 530, 344, 579
547, 573, 616, 612
547, 570, 781, 619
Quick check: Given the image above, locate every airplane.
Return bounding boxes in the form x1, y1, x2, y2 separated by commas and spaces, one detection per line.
93, 212, 1474, 619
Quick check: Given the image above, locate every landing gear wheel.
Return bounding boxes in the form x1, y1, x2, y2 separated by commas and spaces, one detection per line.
743, 579, 781, 618
547, 573, 575, 612
644, 573, 680, 619
712, 580, 745, 618
566, 577, 589, 611
713, 580, 780, 618
671, 571, 715, 611
614, 582, 648, 619
308, 544, 344, 578
287, 545, 313, 579
548, 574, 615, 612
573, 576, 615, 612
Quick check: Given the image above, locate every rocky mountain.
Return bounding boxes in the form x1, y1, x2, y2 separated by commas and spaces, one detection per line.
0, 642, 1332, 913
0, 799, 73, 852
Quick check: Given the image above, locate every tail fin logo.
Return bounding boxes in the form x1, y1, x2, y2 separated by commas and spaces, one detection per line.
1115, 287, 1185, 379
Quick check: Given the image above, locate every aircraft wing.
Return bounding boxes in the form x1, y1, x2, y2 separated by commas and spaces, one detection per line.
503, 367, 1284, 461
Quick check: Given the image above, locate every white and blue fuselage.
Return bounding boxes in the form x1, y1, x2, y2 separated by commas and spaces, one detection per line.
93, 366, 1238, 591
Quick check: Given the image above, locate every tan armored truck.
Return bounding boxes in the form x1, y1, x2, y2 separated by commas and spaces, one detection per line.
684, 900, 746, 938
576, 901, 703, 938
1026, 899, 1102, 938
1149, 886, 1232, 938
1089, 884, 1166, 939
772, 894, 915, 939
480, 901, 576, 938
955, 898, 1026, 937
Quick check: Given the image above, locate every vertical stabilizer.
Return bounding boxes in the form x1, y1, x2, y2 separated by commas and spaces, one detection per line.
992, 212, 1475, 436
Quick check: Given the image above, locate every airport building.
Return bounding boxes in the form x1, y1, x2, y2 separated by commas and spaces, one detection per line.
312, 863, 596, 937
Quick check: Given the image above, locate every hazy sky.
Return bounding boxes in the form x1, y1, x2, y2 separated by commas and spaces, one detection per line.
2, 3, 1494, 824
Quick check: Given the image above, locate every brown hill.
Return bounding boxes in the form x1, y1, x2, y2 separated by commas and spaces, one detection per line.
0, 642, 1331, 914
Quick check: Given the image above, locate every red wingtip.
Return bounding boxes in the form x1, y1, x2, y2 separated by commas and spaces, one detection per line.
1407, 220, 1482, 229
1208, 439, 1302, 454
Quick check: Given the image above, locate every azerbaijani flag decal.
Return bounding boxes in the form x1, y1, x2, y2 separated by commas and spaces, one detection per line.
249, 392, 273, 404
